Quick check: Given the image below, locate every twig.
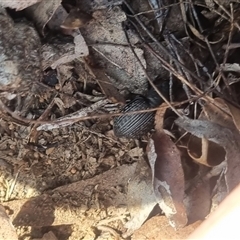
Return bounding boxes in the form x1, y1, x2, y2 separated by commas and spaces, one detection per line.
91, 46, 123, 70
123, 0, 207, 85
37, 99, 110, 131
123, 23, 182, 117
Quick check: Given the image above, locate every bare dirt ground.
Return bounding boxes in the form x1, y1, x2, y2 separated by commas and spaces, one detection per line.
1, 0, 240, 239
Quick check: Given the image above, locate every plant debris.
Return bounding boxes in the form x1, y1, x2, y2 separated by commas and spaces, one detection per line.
1, 0, 240, 239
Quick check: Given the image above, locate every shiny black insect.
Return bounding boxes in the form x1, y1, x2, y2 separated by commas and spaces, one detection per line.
113, 81, 169, 138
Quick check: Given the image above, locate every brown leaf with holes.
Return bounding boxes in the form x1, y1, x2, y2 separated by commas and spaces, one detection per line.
147, 109, 187, 228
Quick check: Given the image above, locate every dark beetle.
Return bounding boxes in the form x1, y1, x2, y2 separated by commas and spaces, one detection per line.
113, 81, 169, 138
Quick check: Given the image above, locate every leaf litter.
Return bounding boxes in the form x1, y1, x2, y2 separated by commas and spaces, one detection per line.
1, 0, 240, 239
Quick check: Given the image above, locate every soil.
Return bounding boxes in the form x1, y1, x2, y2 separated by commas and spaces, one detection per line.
0, 0, 239, 239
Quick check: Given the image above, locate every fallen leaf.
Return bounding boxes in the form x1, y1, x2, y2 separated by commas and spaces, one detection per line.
25, 0, 62, 35
0, 0, 42, 10
221, 63, 240, 73
202, 98, 235, 129
90, 67, 125, 103
185, 165, 212, 223
176, 117, 240, 191
148, 132, 187, 228
61, 9, 92, 30
41, 34, 88, 70
186, 98, 230, 166
225, 102, 240, 132
188, 135, 226, 167
80, 7, 147, 94
124, 159, 158, 237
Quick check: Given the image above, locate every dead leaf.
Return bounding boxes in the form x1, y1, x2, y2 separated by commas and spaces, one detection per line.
188, 135, 226, 167
186, 98, 231, 166
154, 103, 169, 130
0, 0, 42, 10
61, 9, 92, 30
176, 117, 240, 191
201, 98, 235, 129
25, 0, 62, 35
0, 8, 42, 90
225, 102, 240, 131
221, 63, 240, 73
148, 132, 187, 228
202, 98, 240, 133
187, 23, 205, 41
210, 173, 228, 213
184, 162, 213, 224
80, 7, 147, 94
47, 5, 68, 31
90, 68, 125, 103
41, 34, 88, 70
92, 44, 147, 94
146, 107, 187, 227
124, 159, 158, 237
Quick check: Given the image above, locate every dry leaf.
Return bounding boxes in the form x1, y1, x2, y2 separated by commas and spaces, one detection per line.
225, 102, 240, 131
147, 106, 187, 227
124, 159, 158, 237
186, 171, 212, 223
221, 63, 240, 73
80, 7, 147, 94
25, 0, 62, 34
188, 135, 226, 167
90, 68, 125, 103
148, 131, 187, 228
0, 8, 42, 90
92, 44, 147, 94
210, 174, 228, 213
41, 34, 88, 70
186, 98, 231, 166
61, 9, 92, 30
176, 117, 240, 191
201, 98, 235, 129
47, 5, 68, 31
0, 0, 42, 10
